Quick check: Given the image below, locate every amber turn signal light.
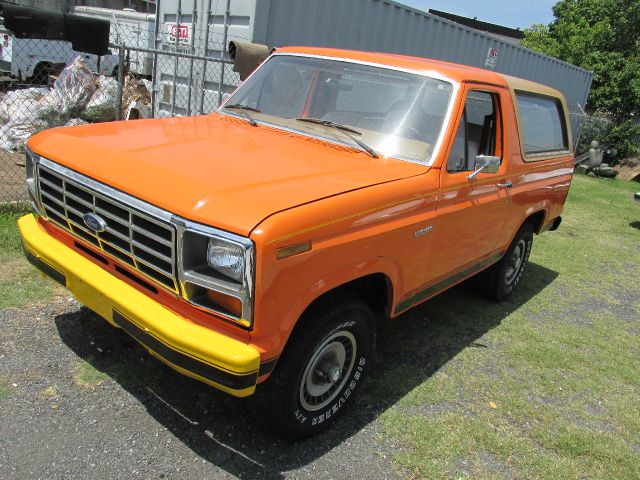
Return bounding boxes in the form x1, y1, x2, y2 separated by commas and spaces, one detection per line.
205, 289, 243, 318
276, 241, 312, 260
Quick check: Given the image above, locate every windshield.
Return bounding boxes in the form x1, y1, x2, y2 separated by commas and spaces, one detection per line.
221, 55, 455, 164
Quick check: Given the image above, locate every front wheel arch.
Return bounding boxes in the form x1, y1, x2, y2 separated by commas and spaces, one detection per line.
269, 272, 390, 365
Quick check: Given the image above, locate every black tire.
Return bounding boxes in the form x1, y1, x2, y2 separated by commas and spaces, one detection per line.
248, 294, 376, 440
480, 222, 534, 301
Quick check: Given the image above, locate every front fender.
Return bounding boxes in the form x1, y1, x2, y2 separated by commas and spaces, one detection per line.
250, 255, 400, 358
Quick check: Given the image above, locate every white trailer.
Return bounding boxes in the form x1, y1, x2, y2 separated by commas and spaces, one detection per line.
0, 32, 119, 81
74, 6, 156, 76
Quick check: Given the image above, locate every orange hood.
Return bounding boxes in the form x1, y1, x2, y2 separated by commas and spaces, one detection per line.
28, 114, 427, 236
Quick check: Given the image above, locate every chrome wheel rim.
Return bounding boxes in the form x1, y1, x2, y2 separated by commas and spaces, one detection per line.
505, 239, 526, 285
299, 331, 357, 412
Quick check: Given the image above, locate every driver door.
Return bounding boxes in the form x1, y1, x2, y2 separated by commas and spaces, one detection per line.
430, 85, 511, 281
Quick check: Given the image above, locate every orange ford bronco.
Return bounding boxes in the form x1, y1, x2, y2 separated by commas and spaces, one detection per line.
19, 47, 573, 439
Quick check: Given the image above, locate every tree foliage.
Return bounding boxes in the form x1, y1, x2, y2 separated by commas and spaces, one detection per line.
522, 0, 640, 156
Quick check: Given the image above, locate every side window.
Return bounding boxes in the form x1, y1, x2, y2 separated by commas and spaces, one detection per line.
447, 91, 500, 172
515, 92, 568, 155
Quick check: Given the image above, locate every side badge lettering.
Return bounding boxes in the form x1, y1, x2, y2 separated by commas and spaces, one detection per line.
414, 226, 433, 238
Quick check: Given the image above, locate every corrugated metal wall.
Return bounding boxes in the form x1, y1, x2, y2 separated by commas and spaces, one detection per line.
253, 0, 592, 115
156, 0, 593, 135
155, 0, 258, 116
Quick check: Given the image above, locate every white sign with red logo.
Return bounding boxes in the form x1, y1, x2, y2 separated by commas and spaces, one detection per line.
485, 47, 499, 69
167, 23, 191, 46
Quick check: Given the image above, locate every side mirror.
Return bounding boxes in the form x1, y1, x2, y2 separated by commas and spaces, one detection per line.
467, 155, 500, 180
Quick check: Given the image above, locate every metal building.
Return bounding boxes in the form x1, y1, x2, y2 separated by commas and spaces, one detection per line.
155, 0, 593, 136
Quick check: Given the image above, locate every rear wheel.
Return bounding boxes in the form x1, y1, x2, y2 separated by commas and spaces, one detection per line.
249, 294, 376, 440
480, 222, 534, 301
31, 62, 63, 85
30, 62, 52, 85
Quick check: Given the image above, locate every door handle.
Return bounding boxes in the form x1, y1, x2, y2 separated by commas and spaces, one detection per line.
497, 180, 513, 189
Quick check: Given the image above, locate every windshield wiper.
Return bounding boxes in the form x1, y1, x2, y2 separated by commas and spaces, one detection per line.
222, 104, 259, 126
295, 118, 379, 158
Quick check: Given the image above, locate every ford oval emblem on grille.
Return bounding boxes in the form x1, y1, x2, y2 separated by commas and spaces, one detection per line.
83, 212, 108, 233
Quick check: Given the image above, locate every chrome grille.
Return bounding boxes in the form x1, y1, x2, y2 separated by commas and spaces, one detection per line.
37, 162, 178, 293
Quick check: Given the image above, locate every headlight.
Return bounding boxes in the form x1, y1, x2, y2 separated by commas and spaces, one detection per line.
174, 218, 254, 328
207, 238, 245, 282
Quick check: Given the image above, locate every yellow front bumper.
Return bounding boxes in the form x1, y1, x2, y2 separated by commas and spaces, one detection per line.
18, 214, 260, 397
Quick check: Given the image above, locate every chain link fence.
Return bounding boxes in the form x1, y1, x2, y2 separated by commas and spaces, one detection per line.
149, 20, 242, 117
0, 23, 241, 203
571, 111, 614, 156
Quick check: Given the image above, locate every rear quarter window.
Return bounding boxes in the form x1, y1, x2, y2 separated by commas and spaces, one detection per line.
515, 92, 568, 157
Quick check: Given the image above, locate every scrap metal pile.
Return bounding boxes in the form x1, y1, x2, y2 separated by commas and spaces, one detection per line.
0, 56, 150, 152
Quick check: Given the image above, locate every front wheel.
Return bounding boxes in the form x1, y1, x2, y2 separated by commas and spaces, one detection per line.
480, 222, 534, 301
249, 294, 376, 440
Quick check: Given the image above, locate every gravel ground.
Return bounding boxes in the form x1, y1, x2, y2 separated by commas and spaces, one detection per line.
0, 296, 397, 480
0, 151, 26, 203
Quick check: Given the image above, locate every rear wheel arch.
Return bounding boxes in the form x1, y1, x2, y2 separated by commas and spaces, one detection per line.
524, 209, 547, 234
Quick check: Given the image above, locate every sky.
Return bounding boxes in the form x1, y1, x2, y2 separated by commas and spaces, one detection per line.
401, 0, 557, 29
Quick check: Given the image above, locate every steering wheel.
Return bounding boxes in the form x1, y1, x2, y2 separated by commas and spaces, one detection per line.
404, 123, 422, 139
383, 108, 423, 140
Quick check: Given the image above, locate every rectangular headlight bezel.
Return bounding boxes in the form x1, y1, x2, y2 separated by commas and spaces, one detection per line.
24, 145, 43, 215
173, 216, 255, 328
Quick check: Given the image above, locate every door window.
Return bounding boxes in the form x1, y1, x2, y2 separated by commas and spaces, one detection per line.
447, 91, 500, 172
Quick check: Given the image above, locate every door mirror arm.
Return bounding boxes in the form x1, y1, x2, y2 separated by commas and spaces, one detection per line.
467, 155, 500, 180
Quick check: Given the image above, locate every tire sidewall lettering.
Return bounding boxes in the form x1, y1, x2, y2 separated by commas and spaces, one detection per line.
300, 356, 367, 425
504, 233, 532, 293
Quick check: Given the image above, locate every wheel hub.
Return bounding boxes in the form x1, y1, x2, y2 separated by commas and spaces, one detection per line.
328, 365, 341, 384
505, 239, 526, 285
313, 357, 342, 385
299, 331, 357, 411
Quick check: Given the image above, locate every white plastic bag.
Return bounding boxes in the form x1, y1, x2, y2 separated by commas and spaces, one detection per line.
0, 88, 50, 123
7, 119, 49, 150
64, 118, 88, 127
39, 56, 97, 123
0, 124, 15, 151
81, 75, 118, 122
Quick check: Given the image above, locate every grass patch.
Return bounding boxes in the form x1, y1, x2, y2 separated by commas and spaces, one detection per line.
74, 360, 109, 388
0, 385, 11, 400
0, 203, 31, 258
0, 204, 60, 307
38, 386, 58, 398
378, 175, 640, 479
